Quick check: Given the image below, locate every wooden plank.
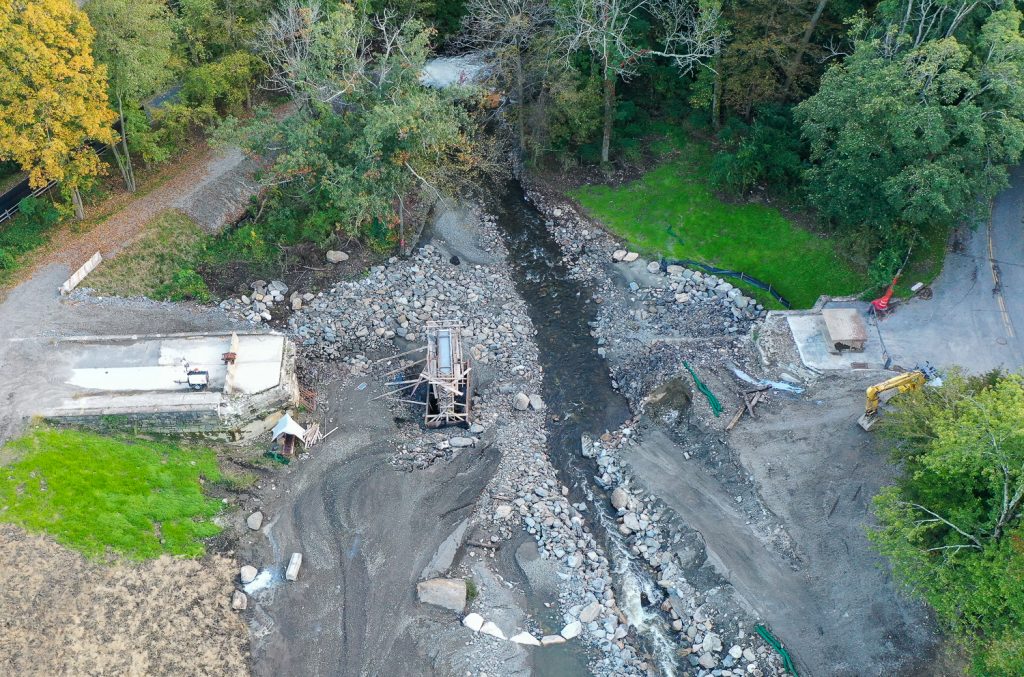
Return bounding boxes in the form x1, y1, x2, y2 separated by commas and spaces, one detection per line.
373, 346, 426, 364
725, 406, 745, 431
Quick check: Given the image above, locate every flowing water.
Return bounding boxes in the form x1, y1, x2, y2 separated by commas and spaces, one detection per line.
493, 182, 680, 675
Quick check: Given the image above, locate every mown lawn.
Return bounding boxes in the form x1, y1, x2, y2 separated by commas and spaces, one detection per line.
0, 427, 223, 559
87, 209, 208, 298
571, 139, 870, 309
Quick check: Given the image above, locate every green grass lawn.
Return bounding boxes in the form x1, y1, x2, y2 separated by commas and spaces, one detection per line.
88, 209, 208, 298
0, 427, 224, 559
571, 139, 870, 308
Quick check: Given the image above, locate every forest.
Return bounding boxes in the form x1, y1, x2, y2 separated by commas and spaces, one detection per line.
2, 0, 1022, 287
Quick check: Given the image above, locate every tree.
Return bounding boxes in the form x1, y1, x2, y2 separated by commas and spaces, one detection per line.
223, 1, 493, 247
0, 0, 117, 219
717, 0, 829, 116
459, 0, 554, 153
86, 0, 177, 193
871, 371, 1024, 673
558, 0, 724, 163
795, 6, 1024, 268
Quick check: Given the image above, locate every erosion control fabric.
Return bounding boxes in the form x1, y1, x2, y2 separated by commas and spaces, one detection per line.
684, 361, 722, 417
756, 624, 799, 676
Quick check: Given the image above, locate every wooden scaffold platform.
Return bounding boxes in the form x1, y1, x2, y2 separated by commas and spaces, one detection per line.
377, 320, 473, 427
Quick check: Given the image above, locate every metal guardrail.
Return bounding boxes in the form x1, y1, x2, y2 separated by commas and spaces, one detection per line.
661, 256, 793, 309
0, 179, 57, 226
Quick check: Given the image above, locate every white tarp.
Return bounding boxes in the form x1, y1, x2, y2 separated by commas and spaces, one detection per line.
271, 413, 306, 441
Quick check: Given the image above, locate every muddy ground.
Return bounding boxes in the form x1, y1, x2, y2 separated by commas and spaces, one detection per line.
0, 524, 248, 676
239, 376, 508, 676
521, 185, 949, 676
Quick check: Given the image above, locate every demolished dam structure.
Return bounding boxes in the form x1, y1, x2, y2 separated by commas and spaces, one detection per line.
36, 331, 298, 438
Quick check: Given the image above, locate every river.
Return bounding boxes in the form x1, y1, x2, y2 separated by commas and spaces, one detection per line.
493, 182, 681, 675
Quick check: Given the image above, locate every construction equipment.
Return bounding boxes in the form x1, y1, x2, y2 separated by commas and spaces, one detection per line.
858, 363, 937, 430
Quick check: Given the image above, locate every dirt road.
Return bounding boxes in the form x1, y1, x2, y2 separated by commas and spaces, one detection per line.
622, 375, 942, 676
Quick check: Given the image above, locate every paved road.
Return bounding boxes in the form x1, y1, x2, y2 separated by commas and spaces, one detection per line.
882, 165, 1024, 373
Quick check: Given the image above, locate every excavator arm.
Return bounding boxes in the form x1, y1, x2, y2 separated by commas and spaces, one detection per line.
859, 370, 927, 430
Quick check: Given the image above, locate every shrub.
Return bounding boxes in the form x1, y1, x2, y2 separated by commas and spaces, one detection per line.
710, 105, 806, 196
181, 51, 262, 117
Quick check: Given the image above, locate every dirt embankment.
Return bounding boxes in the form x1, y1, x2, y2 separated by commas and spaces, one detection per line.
0, 524, 248, 676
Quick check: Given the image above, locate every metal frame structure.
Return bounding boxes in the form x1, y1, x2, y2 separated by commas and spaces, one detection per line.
378, 320, 473, 427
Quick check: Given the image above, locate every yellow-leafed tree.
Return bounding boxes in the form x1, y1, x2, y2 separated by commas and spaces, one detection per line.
0, 0, 117, 219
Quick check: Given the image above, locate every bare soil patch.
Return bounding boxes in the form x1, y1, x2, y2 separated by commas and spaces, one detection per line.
0, 524, 248, 676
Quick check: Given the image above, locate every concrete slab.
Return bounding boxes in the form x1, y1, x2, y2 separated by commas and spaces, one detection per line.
821, 307, 867, 352
29, 332, 297, 436
64, 334, 283, 395
787, 312, 885, 370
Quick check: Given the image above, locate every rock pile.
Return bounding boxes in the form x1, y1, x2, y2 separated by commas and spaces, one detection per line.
221, 279, 316, 323
285, 243, 538, 380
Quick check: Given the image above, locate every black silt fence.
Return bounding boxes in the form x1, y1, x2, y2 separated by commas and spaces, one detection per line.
0, 126, 119, 226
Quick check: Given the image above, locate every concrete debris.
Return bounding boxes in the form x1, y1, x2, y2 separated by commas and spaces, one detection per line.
286, 553, 302, 581
462, 613, 484, 632
541, 634, 566, 646
416, 578, 466, 612
479, 621, 506, 640
510, 631, 541, 646
420, 519, 469, 580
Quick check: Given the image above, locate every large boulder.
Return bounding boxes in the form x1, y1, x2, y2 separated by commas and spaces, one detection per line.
326, 250, 350, 264
246, 511, 264, 531
417, 578, 467, 612
560, 620, 582, 639
610, 487, 629, 511
579, 600, 602, 623
239, 565, 258, 584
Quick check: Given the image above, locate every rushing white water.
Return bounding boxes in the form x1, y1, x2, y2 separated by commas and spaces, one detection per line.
586, 480, 680, 676
420, 54, 489, 89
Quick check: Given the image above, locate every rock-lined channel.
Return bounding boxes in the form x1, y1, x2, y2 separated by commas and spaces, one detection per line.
494, 182, 682, 673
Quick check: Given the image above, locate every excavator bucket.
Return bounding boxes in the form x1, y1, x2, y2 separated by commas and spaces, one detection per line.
857, 413, 877, 431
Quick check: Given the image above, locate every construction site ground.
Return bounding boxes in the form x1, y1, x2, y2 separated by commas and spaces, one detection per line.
621, 373, 944, 676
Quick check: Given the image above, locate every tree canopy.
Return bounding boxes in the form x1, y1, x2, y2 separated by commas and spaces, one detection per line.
0, 0, 117, 217
873, 371, 1024, 673
795, 6, 1024, 272
220, 1, 493, 248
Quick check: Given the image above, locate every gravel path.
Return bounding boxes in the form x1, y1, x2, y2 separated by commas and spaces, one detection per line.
33, 144, 258, 274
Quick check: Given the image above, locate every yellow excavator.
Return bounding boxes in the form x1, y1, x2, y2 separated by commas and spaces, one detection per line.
858, 363, 938, 431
